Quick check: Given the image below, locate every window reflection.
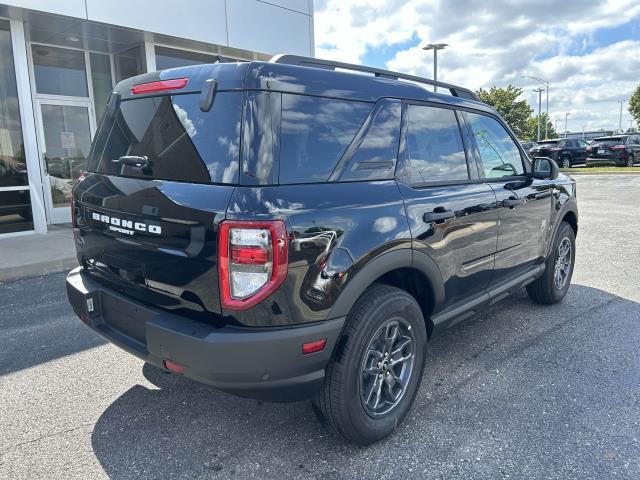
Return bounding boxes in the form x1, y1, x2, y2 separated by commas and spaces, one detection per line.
0, 22, 28, 188
0, 20, 33, 233
0, 190, 33, 234
90, 53, 113, 124
280, 94, 372, 184
466, 112, 524, 178
32, 45, 88, 97
339, 100, 401, 181
400, 105, 469, 185
155, 46, 216, 70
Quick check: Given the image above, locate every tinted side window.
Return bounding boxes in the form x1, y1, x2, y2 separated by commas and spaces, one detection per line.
334, 99, 401, 182
398, 105, 469, 185
466, 112, 524, 178
242, 91, 280, 184
279, 94, 372, 184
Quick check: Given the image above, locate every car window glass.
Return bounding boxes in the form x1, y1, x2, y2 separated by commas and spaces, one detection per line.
398, 105, 469, 185
279, 94, 372, 184
336, 99, 401, 181
466, 112, 524, 178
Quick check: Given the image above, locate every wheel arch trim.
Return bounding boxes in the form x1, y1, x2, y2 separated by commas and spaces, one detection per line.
327, 248, 445, 319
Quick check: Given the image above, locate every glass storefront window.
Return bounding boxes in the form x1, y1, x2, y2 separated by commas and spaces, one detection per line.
0, 190, 33, 234
115, 45, 144, 82
41, 104, 92, 208
89, 52, 113, 124
155, 46, 216, 70
0, 20, 33, 233
32, 45, 88, 97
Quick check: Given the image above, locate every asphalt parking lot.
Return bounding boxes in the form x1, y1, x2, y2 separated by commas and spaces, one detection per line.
1, 174, 639, 480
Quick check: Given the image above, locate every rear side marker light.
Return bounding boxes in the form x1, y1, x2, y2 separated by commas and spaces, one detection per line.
164, 360, 184, 374
131, 78, 188, 95
302, 339, 327, 355
218, 220, 288, 311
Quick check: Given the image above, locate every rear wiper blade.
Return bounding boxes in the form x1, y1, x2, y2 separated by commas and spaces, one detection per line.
112, 155, 149, 167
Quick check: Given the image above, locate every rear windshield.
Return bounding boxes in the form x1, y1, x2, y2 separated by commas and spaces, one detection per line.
594, 137, 622, 145
88, 92, 242, 184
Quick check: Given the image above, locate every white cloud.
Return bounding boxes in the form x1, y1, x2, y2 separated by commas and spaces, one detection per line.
314, 0, 640, 133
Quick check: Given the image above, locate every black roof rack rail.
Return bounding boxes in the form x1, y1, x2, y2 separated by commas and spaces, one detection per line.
269, 54, 480, 102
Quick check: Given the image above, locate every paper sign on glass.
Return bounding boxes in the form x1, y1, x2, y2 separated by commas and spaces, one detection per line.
61, 132, 76, 150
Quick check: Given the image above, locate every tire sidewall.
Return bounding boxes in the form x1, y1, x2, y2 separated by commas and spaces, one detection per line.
339, 290, 427, 443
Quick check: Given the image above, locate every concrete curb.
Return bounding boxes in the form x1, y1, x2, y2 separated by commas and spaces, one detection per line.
0, 257, 78, 282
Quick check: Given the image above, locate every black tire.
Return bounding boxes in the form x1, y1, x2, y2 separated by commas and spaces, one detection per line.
527, 221, 575, 304
312, 284, 427, 445
627, 155, 635, 167
561, 157, 571, 169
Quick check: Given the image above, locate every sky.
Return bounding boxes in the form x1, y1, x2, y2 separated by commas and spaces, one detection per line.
313, 0, 640, 134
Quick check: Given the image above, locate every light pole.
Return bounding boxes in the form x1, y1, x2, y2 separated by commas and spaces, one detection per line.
422, 43, 448, 92
533, 88, 544, 142
522, 75, 549, 138
564, 112, 571, 138
618, 99, 628, 133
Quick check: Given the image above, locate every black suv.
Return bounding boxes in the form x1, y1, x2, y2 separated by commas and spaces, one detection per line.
586, 134, 640, 167
66, 55, 578, 445
529, 138, 589, 168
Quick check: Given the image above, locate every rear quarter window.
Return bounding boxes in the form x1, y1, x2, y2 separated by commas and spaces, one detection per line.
279, 94, 372, 184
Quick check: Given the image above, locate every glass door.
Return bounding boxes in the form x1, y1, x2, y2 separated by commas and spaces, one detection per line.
35, 99, 94, 223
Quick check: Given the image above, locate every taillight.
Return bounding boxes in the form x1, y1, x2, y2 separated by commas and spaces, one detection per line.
130, 78, 188, 95
611, 145, 626, 150
586, 146, 592, 152
218, 220, 288, 310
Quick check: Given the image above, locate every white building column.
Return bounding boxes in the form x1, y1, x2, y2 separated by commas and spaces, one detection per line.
10, 18, 47, 234
144, 41, 156, 73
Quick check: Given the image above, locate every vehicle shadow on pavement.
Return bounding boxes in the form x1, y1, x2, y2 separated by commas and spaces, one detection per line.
91, 284, 640, 480
0, 272, 106, 376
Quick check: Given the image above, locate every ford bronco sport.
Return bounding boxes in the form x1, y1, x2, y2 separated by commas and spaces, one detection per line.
66, 55, 578, 445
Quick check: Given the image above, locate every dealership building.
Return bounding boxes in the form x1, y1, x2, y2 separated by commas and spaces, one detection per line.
0, 0, 314, 236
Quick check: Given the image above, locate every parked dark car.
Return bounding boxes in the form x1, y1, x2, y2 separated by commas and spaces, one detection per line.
520, 141, 537, 152
66, 55, 578, 445
586, 134, 640, 167
529, 138, 589, 168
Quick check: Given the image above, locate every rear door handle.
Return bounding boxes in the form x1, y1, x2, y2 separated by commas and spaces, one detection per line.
503, 197, 523, 208
423, 209, 455, 223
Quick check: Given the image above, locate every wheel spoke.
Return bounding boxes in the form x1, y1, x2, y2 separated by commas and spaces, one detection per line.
384, 321, 399, 354
364, 375, 381, 408
390, 352, 413, 367
372, 376, 383, 409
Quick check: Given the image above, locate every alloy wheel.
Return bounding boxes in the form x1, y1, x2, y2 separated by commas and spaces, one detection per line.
562, 158, 570, 169
554, 237, 572, 290
360, 318, 415, 417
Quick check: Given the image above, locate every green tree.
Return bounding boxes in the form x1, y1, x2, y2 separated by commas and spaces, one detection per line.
476, 85, 533, 138
523, 112, 557, 141
629, 84, 640, 125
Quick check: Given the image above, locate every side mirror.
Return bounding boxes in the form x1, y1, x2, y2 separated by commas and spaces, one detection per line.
532, 157, 559, 180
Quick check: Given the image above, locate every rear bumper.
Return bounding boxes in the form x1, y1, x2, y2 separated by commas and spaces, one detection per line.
66, 267, 344, 401
585, 157, 626, 166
